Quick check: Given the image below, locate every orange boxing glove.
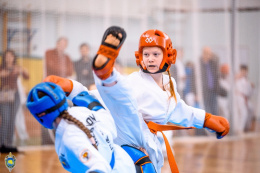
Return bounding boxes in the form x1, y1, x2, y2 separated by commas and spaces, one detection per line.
203, 113, 230, 139
43, 75, 73, 96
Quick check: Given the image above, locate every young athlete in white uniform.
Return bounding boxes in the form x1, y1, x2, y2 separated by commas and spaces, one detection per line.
26, 82, 136, 173
45, 26, 230, 173
92, 26, 230, 173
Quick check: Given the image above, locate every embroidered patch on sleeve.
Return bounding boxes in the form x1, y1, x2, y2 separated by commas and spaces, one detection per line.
80, 148, 91, 163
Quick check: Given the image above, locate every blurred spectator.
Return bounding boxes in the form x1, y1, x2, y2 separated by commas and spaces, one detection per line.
218, 64, 231, 121
44, 37, 74, 145
234, 65, 255, 135
183, 61, 199, 108
170, 48, 186, 98
74, 43, 94, 89
45, 37, 74, 78
183, 61, 204, 136
0, 49, 29, 152
200, 46, 220, 115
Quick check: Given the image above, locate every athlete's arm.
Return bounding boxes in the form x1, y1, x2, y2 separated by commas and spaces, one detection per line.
43, 75, 100, 101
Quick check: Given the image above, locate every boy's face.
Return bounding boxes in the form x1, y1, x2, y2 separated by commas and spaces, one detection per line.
80, 45, 90, 57
241, 69, 248, 77
142, 46, 163, 73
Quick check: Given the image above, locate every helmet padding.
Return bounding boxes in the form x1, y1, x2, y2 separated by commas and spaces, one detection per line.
26, 82, 68, 129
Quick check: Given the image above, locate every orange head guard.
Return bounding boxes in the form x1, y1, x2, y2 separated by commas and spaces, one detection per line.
135, 29, 177, 73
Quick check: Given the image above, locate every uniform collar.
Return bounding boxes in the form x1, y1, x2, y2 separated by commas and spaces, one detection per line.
139, 70, 170, 86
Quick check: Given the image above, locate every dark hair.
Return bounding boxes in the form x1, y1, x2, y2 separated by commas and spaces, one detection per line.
1, 49, 17, 69
240, 64, 248, 71
80, 43, 90, 49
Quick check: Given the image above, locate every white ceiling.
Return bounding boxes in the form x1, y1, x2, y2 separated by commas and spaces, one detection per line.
1, 0, 260, 18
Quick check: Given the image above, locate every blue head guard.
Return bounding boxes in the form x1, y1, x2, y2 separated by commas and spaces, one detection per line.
26, 82, 68, 129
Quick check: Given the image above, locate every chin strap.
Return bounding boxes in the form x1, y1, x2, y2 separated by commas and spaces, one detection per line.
146, 121, 195, 173
140, 63, 169, 74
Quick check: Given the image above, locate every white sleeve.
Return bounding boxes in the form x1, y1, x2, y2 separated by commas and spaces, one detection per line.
67, 80, 88, 100
94, 67, 122, 85
63, 126, 111, 173
67, 79, 103, 103
168, 99, 205, 128
168, 77, 205, 128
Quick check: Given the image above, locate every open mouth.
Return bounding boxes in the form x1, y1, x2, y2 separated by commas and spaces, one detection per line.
148, 65, 156, 68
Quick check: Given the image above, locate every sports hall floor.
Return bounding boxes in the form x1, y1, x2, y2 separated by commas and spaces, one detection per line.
0, 133, 260, 173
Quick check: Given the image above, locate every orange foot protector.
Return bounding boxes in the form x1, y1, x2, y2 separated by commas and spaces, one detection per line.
93, 26, 127, 80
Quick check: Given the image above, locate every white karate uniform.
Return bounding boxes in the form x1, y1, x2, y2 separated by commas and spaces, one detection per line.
234, 77, 254, 134
92, 69, 206, 173
55, 100, 136, 172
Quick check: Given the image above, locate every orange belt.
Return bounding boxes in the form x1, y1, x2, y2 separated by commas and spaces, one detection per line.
146, 121, 195, 173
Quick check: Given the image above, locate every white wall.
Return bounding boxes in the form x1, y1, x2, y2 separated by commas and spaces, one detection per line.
1, 0, 259, 118
238, 12, 260, 83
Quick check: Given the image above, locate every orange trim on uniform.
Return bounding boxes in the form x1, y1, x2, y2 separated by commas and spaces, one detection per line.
135, 156, 149, 164
140, 161, 152, 165
139, 162, 152, 173
140, 166, 144, 173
